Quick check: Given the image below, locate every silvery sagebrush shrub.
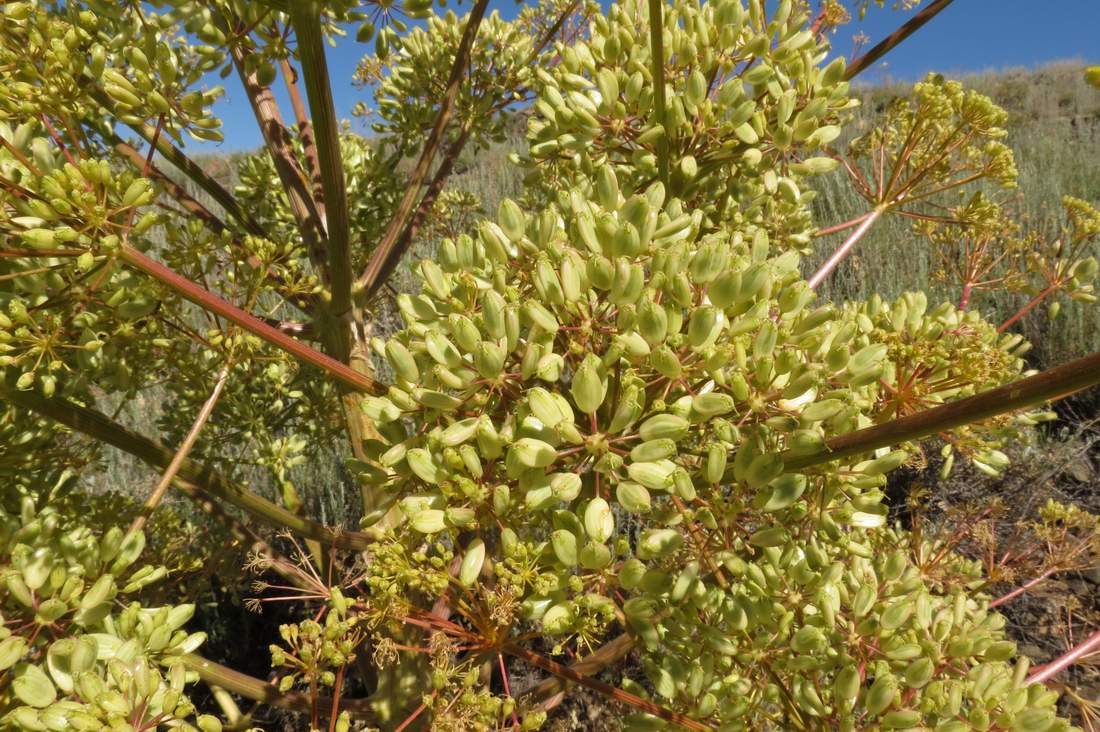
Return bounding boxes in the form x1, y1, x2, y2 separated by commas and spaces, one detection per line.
0, 0, 1099, 730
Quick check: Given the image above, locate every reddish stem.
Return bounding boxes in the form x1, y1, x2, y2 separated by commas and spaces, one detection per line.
327, 665, 346, 732
40, 115, 79, 168
394, 698, 432, 732
998, 284, 1058, 333
1025, 629, 1100, 686
958, 282, 973, 311
988, 569, 1055, 609
498, 653, 520, 728
807, 207, 884, 289
118, 246, 383, 394
814, 211, 873, 238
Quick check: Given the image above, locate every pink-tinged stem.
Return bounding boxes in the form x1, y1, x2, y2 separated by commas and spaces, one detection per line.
1025, 629, 1100, 686
119, 246, 383, 395
988, 569, 1054, 609
807, 207, 884, 290
498, 653, 520, 728
958, 282, 974, 311
998, 284, 1057, 333
814, 211, 873, 238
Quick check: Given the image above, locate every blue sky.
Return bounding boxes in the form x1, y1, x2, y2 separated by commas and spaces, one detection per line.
193, 0, 1100, 152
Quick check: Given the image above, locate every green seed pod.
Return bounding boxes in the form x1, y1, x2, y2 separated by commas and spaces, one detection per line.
509, 438, 558, 468
692, 392, 734, 417
748, 526, 787, 547
834, 665, 861, 711
448, 314, 482, 353
441, 418, 480, 447
549, 472, 582, 502
859, 450, 908, 476
617, 481, 651, 513
904, 657, 934, 688
865, 673, 897, 716
688, 306, 719, 348
790, 625, 826, 654
551, 529, 578, 566
880, 710, 921, 729
474, 340, 506, 379
620, 558, 647, 589
880, 598, 914, 630
523, 301, 559, 334
630, 438, 677, 462
479, 221, 511, 263
584, 497, 614, 542
571, 357, 606, 414
385, 340, 419, 383
754, 321, 778, 358
457, 539, 488, 585
595, 165, 619, 209
637, 298, 668, 345
667, 468, 693, 500
627, 460, 676, 490
579, 541, 612, 569
498, 199, 526, 242
637, 528, 684, 560
745, 452, 783, 488
651, 345, 683, 379
758, 473, 807, 511
410, 509, 447, 534
575, 210, 602, 254
709, 270, 741, 308
587, 254, 614, 290
560, 255, 582, 302
704, 443, 727, 483
639, 414, 689, 441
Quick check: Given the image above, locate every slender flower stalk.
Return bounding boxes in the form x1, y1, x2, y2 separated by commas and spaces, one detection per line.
127, 363, 232, 539
807, 207, 885, 290
1026, 630, 1100, 686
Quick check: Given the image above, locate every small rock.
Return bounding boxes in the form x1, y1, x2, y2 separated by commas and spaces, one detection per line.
1018, 644, 1044, 660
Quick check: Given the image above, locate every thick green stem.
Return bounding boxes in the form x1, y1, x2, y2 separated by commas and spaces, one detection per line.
647, 0, 669, 189
287, 4, 354, 355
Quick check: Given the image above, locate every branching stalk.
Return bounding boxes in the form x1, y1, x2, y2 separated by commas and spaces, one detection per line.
119, 246, 382, 394
357, 0, 491, 298
844, 0, 956, 80
183, 654, 374, 718
1025, 630, 1100, 686
806, 206, 884, 289
287, 3, 354, 346
782, 349, 1100, 471
280, 57, 326, 211
988, 569, 1056, 609
126, 363, 231, 539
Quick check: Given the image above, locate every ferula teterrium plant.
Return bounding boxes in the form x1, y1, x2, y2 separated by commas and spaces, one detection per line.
1, 0, 1099, 730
